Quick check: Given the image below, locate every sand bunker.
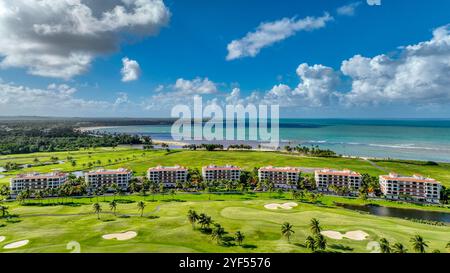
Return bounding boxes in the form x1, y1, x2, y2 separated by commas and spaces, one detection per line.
102, 231, 137, 241
264, 204, 281, 210
321, 230, 369, 241
321, 231, 344, 239
344, 231, 370, 241
264, 202, 298, 210
0, 236, 5, 243
280, 202, 298, 209
3, 240, 29, 249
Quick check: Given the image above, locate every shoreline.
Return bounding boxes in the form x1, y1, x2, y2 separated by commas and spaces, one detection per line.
76, 125, 450, 163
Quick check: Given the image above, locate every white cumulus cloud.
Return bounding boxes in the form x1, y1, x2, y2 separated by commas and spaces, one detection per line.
337, 2, 362, 16
121, 57, 141, 82
226, 13, 333, 61
342, 24, 450, 105
174, 77, 218, 95
143, 77, 219, 110
0, 0, 170, 79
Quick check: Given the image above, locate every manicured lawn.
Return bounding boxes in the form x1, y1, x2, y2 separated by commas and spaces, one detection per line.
0, 193, 449, 253
2, 148, 449, 187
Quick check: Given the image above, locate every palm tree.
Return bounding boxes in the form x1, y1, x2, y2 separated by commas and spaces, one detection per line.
92, 203, 102, 220
111, 183, 119, 200
392, 243, 408, 253
379, 238, 391, 253
34, 190, 44, 204
211, 224, 226, 244
281, 222, 295, 243
169, 189, 176, 200
267, 182, 274, 197
235, 231, 245, 246
410, 235, 428, 253
137, 201, 146, 217
187, 209, 199, 229
159, 183, 165, 199
305, 236, 316, 252
315, 234, 327, 251
109, 200, 117, 216
150, 183, 158, 201
309, 218, 321, 235
0, 205, 8, 218
205, 186, 212, 200
198, 213, 212, 229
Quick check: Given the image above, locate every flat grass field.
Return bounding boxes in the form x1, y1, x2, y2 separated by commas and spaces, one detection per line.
0, 148, 449, 253
1, 147, 450, 187
0, 193, 449, 253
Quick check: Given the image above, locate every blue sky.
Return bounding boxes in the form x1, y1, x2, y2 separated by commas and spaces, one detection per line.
1, 0, 450, 118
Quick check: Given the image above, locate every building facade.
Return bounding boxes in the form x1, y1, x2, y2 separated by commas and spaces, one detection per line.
10, 172, 68, 194
315, 169, 362, 193
147, 165, 188, 188
85, 168, 132, 191
258, 166, 301, 189
379, 173, 441, 203
202, 165, 242, 182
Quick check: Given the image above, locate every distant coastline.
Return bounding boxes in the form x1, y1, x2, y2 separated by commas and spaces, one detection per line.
79, 119, 450, 163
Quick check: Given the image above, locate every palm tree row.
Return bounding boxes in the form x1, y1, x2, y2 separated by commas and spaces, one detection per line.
281, 218, 327, 252
187, 209, 245, 246
91, 200, 146, 219
379, 235, 431, 253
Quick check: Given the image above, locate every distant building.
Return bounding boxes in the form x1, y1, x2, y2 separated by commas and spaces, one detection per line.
202, 165, 242, 182
85, 168, 132, 191
315, 169, 362, 193
10, 172, 68, 194
147, 165, 188, 188
258, 166, 301, 189
379, 173, 441, 203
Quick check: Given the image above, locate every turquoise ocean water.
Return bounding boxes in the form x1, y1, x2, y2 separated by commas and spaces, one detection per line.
91, 119, 450, 162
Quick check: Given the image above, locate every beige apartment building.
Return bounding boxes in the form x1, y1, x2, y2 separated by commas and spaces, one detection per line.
379, 173, 441, 203
202, 165, 242, 182
258, 166, 301, 189
85, 168, 132, 191
147, 165, 188, 188
315, 169, 362, 193
10, 172, 68, 194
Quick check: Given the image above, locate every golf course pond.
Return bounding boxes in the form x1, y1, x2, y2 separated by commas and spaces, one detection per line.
337, 203, 450, 223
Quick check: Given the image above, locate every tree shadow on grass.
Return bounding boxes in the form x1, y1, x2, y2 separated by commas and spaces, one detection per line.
21, 202, 82, 207
220, 236, 236, 247
200, 227, 212, 235
161, 199, 186, 203
6, 218, 21, 224
294, 243, 306, 248
242, 244, 257, 249
329, 244, 354, 251
115, 199, 135, 204
164, 150, 182, 156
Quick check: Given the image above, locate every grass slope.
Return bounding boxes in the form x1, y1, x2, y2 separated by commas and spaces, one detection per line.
1, 194, 449, 253
1, 148, 449, 187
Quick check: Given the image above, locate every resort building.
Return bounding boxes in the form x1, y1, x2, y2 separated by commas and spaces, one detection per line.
85, 168, 132, 191
315, 169, 362, 193
258, 166, 301, 189
147, 165, 188, 188
10, 172, 68, 194
379, 173, 441, 203
202, 165, 242, 182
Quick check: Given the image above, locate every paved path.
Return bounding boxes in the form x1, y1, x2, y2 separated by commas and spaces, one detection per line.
362, 158, 389, 172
